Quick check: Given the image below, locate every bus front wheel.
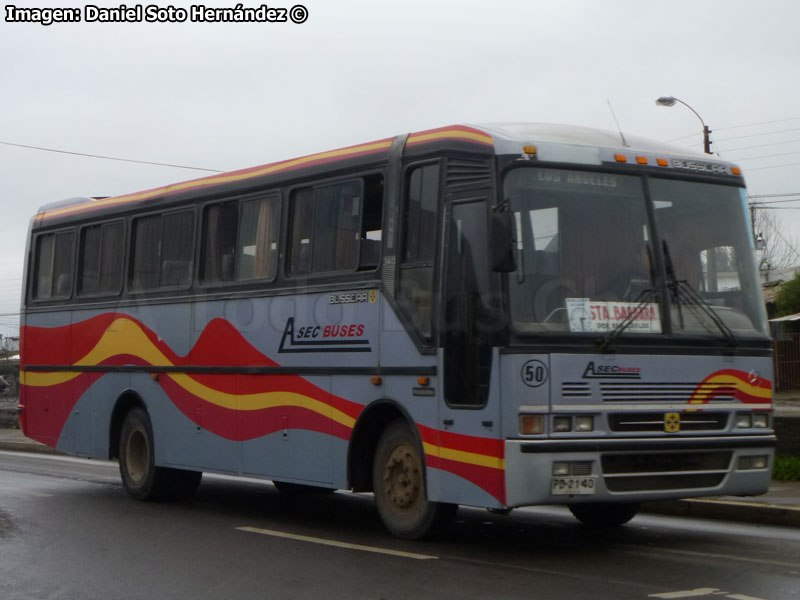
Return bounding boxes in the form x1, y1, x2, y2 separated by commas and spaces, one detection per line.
118, 407, 201, 501
568, 502, 640, 527
372, 420, 456, 539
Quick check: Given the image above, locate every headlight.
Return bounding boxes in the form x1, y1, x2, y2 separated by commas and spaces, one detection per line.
736, 414, 752, 428
575, 416, 594, 432
552, 416, 572, 433
753, 414, 769, 428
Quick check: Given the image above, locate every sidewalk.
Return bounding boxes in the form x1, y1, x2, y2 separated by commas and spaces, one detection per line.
1, 426, 798, 527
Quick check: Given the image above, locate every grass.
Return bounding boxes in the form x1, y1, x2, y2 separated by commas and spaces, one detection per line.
773, 456, 800, 481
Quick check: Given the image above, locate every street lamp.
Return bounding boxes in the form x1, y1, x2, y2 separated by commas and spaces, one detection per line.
655, 96, 713, 155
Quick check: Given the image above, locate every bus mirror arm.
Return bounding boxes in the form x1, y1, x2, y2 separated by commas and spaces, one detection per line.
489, 209, 517, 273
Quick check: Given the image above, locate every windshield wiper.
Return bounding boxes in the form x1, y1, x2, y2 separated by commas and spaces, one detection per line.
662, 241, 738, 348
597, 288, 658, 352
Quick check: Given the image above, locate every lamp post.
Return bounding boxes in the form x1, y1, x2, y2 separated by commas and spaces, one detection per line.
655, 96, 712, 155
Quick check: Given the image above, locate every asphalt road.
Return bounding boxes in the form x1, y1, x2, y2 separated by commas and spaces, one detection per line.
1, 450, 798, 600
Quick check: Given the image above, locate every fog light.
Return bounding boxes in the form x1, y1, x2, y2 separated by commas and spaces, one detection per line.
753, 414, 769, 428
553, 416, 572, 432
739, 455, 769, 470
736, 414, 752, 428
552, 461, 570, 476
520, 414, 545, 435
575, 416, 594, 432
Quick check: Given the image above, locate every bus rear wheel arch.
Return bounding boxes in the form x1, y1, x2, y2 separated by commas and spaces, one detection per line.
118, 407, 202, 502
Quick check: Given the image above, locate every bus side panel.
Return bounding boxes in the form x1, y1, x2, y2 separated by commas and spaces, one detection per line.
19, 310, 77, 450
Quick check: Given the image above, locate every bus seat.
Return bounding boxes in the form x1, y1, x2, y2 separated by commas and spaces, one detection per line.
359, 239, 380, 269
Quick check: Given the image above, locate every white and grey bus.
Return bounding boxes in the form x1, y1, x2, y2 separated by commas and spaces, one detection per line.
20, 123, 774, 538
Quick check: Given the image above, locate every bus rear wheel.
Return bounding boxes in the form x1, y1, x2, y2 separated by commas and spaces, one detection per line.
118, 407, 201, 501
568, 502, 640, 527
372, 420, 456, 539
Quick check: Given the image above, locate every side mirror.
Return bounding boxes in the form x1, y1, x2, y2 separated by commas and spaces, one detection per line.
489, 210, 517, 273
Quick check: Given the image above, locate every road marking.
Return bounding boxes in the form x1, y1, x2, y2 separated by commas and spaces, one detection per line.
236, 526, 438, 560
649, 590, 768, 600
650, 590, 724, 598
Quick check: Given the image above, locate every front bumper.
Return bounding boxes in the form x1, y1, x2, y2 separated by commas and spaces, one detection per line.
504, 435, 776, 507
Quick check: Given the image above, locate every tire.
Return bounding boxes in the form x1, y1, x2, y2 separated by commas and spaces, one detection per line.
273, 481, 336, 495
118, 407, 202, 501
568, 502, 640, 527
372, 420, 457, 539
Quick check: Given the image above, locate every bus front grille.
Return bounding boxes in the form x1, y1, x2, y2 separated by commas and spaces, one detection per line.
601, 451, 731, 492
601, 382, 737, 402
608, 412, 728, 432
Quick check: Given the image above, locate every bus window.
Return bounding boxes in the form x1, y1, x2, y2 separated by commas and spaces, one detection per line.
397, 164, 440, 342
131, 210, 195, 290
237, 196, 279, 280
288, 176, 382, 276
202, 202, 238, 283
33, 230, 75, 300
79, 221, 124, 296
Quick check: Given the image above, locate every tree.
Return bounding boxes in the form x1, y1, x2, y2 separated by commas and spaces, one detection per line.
774, 272, 800, 317
752, 208, 800, 274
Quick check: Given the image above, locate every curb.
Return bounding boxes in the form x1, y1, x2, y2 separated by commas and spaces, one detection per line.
643, 498, 800, 527
0, 439, 63, 456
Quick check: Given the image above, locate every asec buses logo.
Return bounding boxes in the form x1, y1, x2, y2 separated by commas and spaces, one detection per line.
582, 361, 641, 379
278, 317, 371, 354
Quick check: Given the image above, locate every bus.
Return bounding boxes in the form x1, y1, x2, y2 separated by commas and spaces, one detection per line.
19, 123, 775, 539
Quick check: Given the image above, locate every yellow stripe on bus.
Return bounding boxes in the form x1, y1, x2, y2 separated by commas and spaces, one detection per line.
407, 130, 493, 146
422, 441, 505, 471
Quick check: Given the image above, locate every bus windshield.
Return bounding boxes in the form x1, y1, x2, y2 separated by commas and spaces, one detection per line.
504, 167, 768, 339
651, 178, 768, 339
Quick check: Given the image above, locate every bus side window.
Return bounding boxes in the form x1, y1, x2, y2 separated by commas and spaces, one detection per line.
79, 221, 124, 296
397, 163, 440, 343
237, 195, 279, 281
288, 176, 381, 276
33, 230, 75, 300
131, 210, 195, 290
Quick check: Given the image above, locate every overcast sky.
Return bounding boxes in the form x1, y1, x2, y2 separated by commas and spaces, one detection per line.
1, 0, 799, 337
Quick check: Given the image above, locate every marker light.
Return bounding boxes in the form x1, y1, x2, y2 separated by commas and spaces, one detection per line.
520, 414, 545, 435
614, 154, 628, 163
553, 416, 572, 433
731, 167, 742, 176
523, 145, 537, 156
636, 156, 648, 165
657, 158, 669, 167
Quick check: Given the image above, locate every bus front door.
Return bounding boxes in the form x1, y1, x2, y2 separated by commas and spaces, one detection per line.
437, 195, 503, 507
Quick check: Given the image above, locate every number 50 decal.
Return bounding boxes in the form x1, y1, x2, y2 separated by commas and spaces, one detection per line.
521, 359, 548, 388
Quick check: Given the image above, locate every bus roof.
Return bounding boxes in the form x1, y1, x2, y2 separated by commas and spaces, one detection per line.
33, 122, 739, 226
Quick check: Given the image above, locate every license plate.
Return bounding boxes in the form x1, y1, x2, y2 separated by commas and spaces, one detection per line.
551, 476, 596, 496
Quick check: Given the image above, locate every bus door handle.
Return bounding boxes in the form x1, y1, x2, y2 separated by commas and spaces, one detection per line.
482, 420, 493, 428
442, 419, 454, 427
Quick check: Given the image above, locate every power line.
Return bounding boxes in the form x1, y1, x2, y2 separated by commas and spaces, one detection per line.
744, 160, 800, 172
749, 193, 800, 199
714, 116, 800, 132
714, 127, 800, 143
723, 138, 800, 153
0, 140, 224, 173
735, 150, 800, 162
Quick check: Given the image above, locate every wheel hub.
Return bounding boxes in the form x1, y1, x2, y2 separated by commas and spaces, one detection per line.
383, 444, 420, 509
